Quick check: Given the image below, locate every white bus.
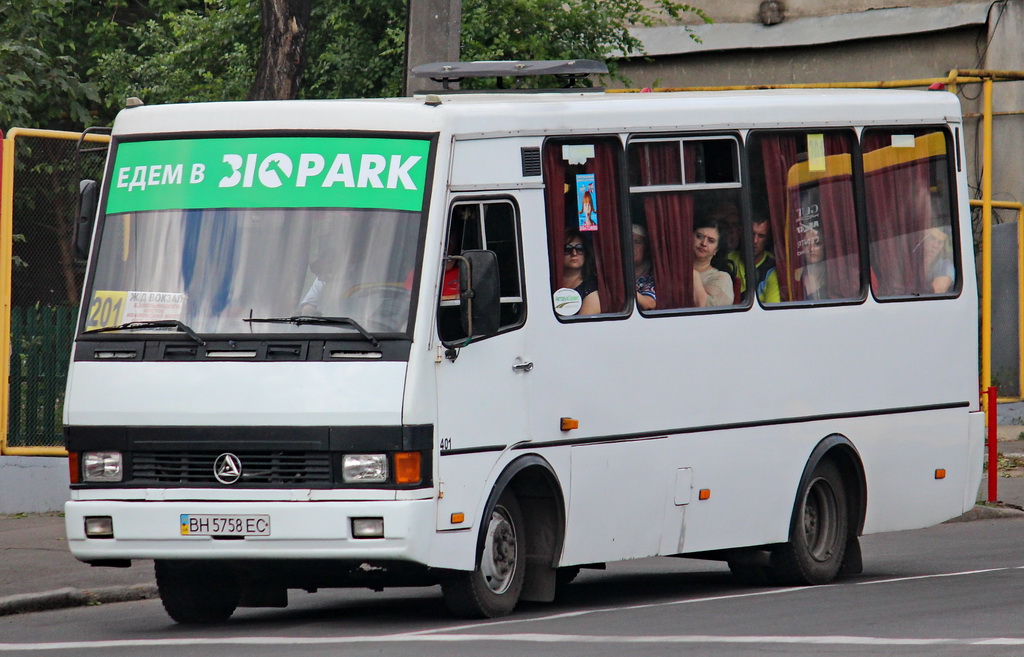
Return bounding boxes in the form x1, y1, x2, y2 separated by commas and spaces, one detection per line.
64, 61, 984, 623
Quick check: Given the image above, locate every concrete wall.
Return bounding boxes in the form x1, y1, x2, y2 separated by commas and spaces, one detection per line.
617, 29, 980, 89
0, 456, 69, 515
651, 0, 986, 24
993, 222, 1021, 397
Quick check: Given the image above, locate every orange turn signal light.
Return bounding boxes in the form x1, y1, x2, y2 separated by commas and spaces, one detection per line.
698, 489, 711, 501
68, 452, 80, 485
394, 451, 422, 485
560, 417, 579, 431
935, 468, 946, 480
451, 513, 465, 524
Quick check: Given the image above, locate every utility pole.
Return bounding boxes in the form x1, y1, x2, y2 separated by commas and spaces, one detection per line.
404, 0, 462, 95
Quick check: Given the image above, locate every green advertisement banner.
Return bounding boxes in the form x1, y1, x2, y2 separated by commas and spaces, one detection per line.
106, 136, 431, 214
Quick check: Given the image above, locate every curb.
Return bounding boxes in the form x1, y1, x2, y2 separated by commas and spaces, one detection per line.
945, 503, 1024, 523
0, 584, 158, 616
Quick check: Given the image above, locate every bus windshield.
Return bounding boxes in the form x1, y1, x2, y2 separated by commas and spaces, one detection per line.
84, 207, 421, 335
81, 134, 432, 337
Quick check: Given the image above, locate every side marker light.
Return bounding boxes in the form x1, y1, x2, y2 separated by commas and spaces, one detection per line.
935, 469, 947, 480
698, 489, 711, 501
560, 417, 579, 431
451, 513, 465, 524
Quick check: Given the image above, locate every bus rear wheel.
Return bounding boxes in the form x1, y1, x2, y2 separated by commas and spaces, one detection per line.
442, 490, 525, 618
772, 459, 848, 586
155, 560, 240, 624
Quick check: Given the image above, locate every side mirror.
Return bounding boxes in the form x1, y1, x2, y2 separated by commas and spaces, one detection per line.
75, 179, 98, 261
458, 249, 500, 339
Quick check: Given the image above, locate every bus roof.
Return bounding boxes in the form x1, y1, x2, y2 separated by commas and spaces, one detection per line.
111, 88, 962, 139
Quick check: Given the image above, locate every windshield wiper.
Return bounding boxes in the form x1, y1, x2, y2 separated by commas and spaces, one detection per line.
243, 315, 379, 348
83, 320, 206, 346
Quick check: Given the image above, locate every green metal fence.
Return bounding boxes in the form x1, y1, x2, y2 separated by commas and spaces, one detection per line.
7, 305, 76, 447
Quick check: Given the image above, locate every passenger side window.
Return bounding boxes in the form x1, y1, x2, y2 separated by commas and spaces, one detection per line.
542, 138, 628, 318
437, 199, 525, 343
748, 130, 861, 304
626, 136, 743, 311
862, 128, 958, 297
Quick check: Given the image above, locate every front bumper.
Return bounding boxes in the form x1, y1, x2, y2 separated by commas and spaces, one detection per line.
65, 498, 437, 564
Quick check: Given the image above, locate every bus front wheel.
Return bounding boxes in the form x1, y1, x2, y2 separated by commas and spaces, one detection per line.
772, 458, 848, 586
442, 490, 526, 618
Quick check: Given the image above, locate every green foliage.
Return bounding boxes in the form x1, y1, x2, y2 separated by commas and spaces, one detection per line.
93, 0, 258, 112
0, 0, 99, 128
0, 0, 708, 128
302, 0, 408, 99
460, 0, 708, 86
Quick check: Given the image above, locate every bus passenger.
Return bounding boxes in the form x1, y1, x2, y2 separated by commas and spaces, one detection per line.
563, 230, 601, 315
692, 218, 734, 308
751, 217, 776, 289
921, 227, 954, 294
795, 227, 828, 299
632, 224, 656, 310
710, 200, 746, 292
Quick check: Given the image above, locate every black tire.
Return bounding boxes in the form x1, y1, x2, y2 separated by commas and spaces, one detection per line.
155, 560, 240, 624
771, 459, 848, 586
442, 490, 526, 618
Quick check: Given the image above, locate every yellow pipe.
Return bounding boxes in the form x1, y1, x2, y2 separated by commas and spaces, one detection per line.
608, 69, 1024, 94
5, 128, 109, 144
608, 76, 987, 93
0, 137, 12, 455
957, 69, 1024, 81
3, 446, 68, 457
981, 78, 994, 407
971, 199, 1024, 403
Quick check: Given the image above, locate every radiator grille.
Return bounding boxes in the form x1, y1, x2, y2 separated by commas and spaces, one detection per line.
132, 451, 332, 486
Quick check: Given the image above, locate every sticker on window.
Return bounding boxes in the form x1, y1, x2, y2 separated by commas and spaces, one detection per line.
553, 287, 583, 316
86, 290, 186, 329
576, 173, 598, 232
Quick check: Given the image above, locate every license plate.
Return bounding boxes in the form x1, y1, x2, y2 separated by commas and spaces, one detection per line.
180, 514, 270, 536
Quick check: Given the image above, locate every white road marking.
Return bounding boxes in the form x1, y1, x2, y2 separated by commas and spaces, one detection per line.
5, 634, 1024, 651
2, 566, 1022, 652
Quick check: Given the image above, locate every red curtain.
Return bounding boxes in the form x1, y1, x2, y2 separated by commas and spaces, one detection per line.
635, 142, 695, 308
588, 145, 626, 311
544, 145, 568, 291
543, 140, 626, 313
862, 132, 933, 296
760, 135, 798, 301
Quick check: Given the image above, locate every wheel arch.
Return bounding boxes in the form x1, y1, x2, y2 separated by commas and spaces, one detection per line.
792, 434, 867, 540
479, 453, 567, 602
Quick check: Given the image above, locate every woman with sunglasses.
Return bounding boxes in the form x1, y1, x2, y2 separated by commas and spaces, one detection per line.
562, 230, 601, 315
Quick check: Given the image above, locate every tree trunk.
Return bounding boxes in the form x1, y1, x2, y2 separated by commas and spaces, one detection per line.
249, 0, 312, 100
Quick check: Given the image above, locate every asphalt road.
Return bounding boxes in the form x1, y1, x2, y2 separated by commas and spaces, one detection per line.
2, 517, 1024, 657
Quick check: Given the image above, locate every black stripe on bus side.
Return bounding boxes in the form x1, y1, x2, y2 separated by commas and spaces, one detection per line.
508, 400, 973, 451
441, 444, 509, 456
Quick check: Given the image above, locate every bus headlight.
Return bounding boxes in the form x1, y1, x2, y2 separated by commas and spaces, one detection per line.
342, 454, 388, 483
82, 452, 123, 483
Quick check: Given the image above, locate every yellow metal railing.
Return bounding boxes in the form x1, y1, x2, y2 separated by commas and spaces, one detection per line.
0, 128, 110, 456
971, 199, 1024, 403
